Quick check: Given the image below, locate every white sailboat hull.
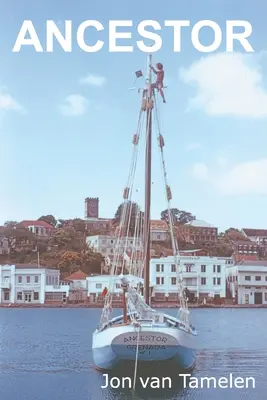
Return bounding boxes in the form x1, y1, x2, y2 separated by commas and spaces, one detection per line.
92, 322, 196, 371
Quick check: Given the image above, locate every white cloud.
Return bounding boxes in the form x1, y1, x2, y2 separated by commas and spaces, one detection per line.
218, 159, 267, 194
192, 162, 208, 180
0, 88, 25, 113
184, 142, 201, 151
59, 94, 89, 116
79, 74, 106, 87
180, 52, 267, 118
216, 156, 228, 167
192, 159, 267, 195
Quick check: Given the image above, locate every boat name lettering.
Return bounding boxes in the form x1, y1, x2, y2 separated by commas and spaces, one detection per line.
124, 335, 168, 343
126, 345, 166, 351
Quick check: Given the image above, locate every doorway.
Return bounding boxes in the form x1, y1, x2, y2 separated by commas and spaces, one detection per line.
24, 293, 32, 303
254, 292, 262, 305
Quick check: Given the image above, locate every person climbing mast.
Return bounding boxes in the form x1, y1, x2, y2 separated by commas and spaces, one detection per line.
150, 62, 166, 103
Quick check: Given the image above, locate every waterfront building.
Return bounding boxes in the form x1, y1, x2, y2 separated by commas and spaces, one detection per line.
63, 270, 88, 303
150, 253, 233, 302
226, 260, 267, 305
0, 264, 69, 304
86, 274, 144, 303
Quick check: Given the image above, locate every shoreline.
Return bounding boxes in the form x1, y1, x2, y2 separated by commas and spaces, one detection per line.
1, 303, 267, 309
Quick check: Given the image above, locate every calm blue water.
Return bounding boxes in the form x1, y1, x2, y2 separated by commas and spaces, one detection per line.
0, 308, 266, 400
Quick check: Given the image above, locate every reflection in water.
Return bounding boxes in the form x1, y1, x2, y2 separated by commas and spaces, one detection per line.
0, 308, 266, 400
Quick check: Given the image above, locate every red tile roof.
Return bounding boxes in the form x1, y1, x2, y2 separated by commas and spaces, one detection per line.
150, 220, 169, 230
19, 220, 54, 229
243, 228, 267, 237
234, 254, 259, 262
15, 263, 47, 269
65, 270, 88, 281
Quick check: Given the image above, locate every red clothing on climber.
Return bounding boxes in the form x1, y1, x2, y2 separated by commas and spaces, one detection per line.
150, 63, 166, 103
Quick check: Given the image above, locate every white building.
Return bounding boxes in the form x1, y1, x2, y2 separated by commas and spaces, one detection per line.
17, 220, 54, 237
150, 220, 169, 242
0, 264, 69, 304
226, 260, 267, 305
0, 235, 10, 255
241, 228, 267, 246
87, 274, 144, 303
86, 235, 142, 256
150, 255, 233, 301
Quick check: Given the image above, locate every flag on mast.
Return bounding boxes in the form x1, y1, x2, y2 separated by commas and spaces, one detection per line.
135, 70, 143, 78
123, 251, 130, 267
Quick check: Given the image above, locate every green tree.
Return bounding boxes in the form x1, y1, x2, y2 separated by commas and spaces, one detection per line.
81, 246, 104, 274
113, 202, 144, 237
223, 228, 248, 242
71, 218, 86, 234
49, 229, 73, 250
57, 246, 103, 274
4, 221, 18, 228
38, 215, 57, 227
58, 251, 82, 273
161, 208, 195, 225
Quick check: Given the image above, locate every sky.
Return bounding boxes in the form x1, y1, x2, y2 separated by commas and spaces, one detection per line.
0, 0, 267, 232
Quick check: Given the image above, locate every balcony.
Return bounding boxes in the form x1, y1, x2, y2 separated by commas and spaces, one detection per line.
180, 271, 198, 278
0, 279, 11, 289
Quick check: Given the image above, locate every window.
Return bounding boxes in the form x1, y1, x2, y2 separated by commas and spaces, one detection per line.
245, 276, 251, 281
34, 292, 39, 301
18, 276, 22, 283
265, 276, 267, 281
201, 277, 206, 285
161, 264, 164, 272
171, 277, 176, 285
157, 235, 161, 240
35, 227, 39, 235
161, 277, 164, 285
115, 283, 121, 289
4, 292, 9, 301
217, 278, 221, 285
96, 283, 102, 289
213, 277, 221, 285
201, 265, 206, 273
156, 277, 160, 285
255, 276, 261, 281
34, 276, 39, 284
26, 276, 30, 283
185, 265, 191, 273
265, 293, 267, 302
217, 265, 221, 273
213, 265, 216, 273
17, 292, 22, 301
156, 264, 160, 272
40, 228, 44, 235
171, 264, 176, 273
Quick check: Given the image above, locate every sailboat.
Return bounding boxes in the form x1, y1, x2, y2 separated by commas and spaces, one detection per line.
92, 55, 197, 374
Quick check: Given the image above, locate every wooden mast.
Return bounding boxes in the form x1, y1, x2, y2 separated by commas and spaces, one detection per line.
144, 54, 152, 305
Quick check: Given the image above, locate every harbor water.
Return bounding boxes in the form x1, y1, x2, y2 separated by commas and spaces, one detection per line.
0, 308, 266, 399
